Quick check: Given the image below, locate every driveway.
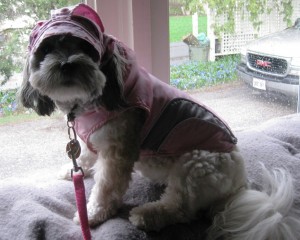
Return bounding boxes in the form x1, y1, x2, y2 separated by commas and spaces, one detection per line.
192, 81, 297, 131
1, 81, 297, 180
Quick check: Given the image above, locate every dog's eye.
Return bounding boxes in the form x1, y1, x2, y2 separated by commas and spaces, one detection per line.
81, 43, 99, 62
42, 45, 53, 55
43, 47, 52, 54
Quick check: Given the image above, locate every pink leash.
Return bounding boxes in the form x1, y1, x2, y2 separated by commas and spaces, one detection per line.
66, 115, 92, 240
73, 173, 92, 240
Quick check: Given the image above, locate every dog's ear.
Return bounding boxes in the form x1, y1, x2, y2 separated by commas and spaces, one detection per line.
99, 36, 127, 111
18, 57, 56, 116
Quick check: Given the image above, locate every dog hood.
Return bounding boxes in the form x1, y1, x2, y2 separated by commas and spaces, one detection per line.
28, 4, 105, 58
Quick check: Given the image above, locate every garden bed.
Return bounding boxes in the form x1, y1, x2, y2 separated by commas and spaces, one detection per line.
170, 55, 240, 90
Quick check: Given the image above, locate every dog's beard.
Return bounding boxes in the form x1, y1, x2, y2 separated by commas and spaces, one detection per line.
28, 36, 106, 108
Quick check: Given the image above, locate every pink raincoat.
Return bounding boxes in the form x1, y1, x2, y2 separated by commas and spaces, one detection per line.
29, 4, 237, 157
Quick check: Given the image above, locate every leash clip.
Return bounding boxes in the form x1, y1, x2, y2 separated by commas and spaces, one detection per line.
66, 115, 84, 177
71, 167, 84, 178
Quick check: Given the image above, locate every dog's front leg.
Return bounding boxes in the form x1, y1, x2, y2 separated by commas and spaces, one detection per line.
74, 110, 143, 226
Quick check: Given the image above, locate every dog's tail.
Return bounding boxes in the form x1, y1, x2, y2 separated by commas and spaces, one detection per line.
208, 166, 300, 240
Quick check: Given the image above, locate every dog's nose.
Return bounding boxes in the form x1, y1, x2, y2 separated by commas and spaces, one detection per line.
60, 62, 73, 73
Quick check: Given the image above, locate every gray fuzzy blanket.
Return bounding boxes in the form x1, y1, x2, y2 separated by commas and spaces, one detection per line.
1, 114, 300, 240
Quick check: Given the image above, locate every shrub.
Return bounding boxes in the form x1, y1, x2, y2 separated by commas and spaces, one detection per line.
0, 89, 18, 116
170, 54, 240, 90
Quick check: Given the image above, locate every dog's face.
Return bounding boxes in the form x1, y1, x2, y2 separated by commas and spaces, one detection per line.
20, 34, 126, 116
30, 35, 104, 102
23, 34, 106, 114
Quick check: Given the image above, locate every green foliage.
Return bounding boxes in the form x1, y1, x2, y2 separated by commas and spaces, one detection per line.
0, 89, 18, 116
0, 112, 39, 125
170, 55, 240, 90
0, 0, 79, 21
169, 2, 184, 16
281, 0, 294, 26
169, 15, 207, 42
0, 29, 28, 84
0, 0, 79, 85
183, 0, 294, 37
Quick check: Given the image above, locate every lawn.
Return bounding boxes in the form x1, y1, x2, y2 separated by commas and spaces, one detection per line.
0, 112, 39, 125
169, 15, 207, 42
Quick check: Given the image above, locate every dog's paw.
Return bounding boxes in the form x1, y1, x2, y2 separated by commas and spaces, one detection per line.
58, 163, 73, 180
58, 163, 93, 180
129, 207, 148, 230
129, 204, 169, 231
74, 203, 117, 227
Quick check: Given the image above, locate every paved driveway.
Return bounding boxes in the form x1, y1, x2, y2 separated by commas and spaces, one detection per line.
192, 81, 297, 131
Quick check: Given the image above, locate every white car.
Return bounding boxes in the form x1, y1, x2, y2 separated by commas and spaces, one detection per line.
237, 18, 300, 99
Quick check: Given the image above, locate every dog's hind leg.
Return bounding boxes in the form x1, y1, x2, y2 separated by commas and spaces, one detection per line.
129, 153, 201, 231
129, 178, 192, 231
130, 149, 247, 231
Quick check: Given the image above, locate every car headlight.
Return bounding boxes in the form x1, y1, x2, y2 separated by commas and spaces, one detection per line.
291, 57, 300, 68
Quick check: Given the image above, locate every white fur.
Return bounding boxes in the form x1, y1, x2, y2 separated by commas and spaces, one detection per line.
208, 166, 300, 240
67, 108, 300, 239
22, 34, 300, 239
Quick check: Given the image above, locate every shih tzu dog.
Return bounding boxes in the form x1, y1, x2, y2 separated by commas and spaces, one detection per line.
19, 4, 300, 239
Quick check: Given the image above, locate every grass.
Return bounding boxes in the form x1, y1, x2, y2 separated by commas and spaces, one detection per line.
0, 112, 39, 125
169, 15, 207, 42
0, 88, 39, 124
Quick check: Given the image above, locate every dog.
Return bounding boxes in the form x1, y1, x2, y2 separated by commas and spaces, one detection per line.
19, 4, 300, 239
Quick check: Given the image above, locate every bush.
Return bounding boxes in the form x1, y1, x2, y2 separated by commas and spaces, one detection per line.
170, 55, 240, 90
0, 0, 79, 85
169, 3, 184, 16
0, 89, 18, 116
0, 30, 27, 85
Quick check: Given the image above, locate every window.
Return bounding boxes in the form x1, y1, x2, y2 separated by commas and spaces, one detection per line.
0, 0, 299, 181
0, 1, 299, 239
